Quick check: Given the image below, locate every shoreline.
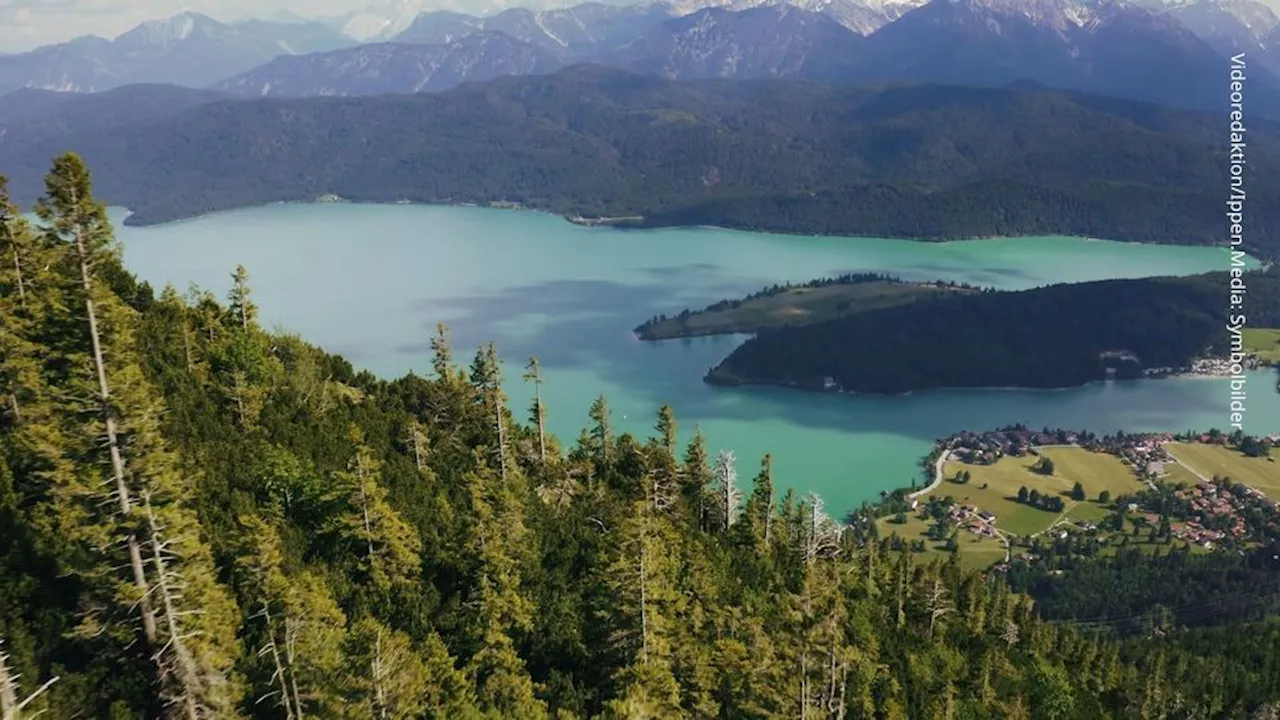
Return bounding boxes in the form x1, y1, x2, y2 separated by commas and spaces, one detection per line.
113, 198, 1267, 257
704, 364, 1278, 399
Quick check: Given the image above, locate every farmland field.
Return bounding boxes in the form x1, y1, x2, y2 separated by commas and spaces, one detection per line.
1243, 328, 1280, 363
875, 512, 1007, 570
1165, 443, 1280, 499
939, 447, 1143, 535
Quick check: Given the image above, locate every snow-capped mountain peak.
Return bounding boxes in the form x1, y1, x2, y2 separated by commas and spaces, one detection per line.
117, 12, 216, 46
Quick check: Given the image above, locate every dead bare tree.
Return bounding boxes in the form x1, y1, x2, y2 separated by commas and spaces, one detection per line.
252, 605, 297, 720
0, 637, 59, 720
142, 491, 202, 720
800, 494, 843, 565
714, 450, 741, 532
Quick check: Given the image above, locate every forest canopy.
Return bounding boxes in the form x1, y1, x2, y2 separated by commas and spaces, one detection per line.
2, 155, 1280, 718
708, 271, 1280, 394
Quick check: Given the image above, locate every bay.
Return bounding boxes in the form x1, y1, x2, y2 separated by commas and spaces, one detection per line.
115, 203, 1280, 515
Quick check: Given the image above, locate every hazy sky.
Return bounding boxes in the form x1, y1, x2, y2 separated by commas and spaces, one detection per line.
0, 0, 375, 51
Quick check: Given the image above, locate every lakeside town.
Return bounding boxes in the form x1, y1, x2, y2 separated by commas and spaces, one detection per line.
877, 425, 1280, 569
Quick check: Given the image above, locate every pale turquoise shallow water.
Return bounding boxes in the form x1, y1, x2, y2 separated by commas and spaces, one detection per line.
114, 204, 1280, 515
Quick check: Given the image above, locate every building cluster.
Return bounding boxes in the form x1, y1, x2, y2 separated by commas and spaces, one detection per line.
944, 427, 1176, 469
1163, 480, 1277, 547
941, 503, 1002, 540
947, 427, 1080, 465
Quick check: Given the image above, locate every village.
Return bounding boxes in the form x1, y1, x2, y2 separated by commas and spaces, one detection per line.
879, 425, 1280, 569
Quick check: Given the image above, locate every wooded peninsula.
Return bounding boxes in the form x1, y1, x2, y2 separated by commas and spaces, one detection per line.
705, 270, 1280, 394
633, 273, 984, 340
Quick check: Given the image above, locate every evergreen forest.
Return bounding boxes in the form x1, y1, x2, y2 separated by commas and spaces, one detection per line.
4, 68, 1279, 256
3, 154, 1280, 718
708, 272, 1280, 394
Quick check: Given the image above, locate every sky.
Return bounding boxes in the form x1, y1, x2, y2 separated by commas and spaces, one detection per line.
0, 0, 382, 51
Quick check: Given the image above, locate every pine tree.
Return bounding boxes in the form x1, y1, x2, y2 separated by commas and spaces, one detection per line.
35, 153, 158, 647
461, 455, 544, 718
430, 323, 454, 383
208, 266, 277, 429
745, 454, 775, 548
346, 618, 430, 720
681, 429, 713, 532
37, 154, 242, 715
470, 344, 509, 481
227, 265, 256, 329
605, 501, 682, 719
418, 632, 477, 718
588, 395, 613, 471
0, 182, 47, 427
654, 405, 677, 454
523, 357, 547, 464
141, 487, 243, 718
234, 515, 348, 718
324, 427, 423, 591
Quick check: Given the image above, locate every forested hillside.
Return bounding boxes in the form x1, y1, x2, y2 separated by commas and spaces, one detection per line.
709, 272, 1280, 394
3, 155, 1280, 718
3, 68, 1279, 255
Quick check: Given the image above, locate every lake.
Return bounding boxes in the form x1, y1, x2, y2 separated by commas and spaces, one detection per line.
115, 203, 1280, 515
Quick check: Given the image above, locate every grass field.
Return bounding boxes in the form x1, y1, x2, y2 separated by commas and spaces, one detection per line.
1160, 461, 1204, 488
636, 281, 975, 339
1165, 443, 1280, 499
939, 447, 1144, 536
876, 513, 1007, 571
1243, 328, 1280, 363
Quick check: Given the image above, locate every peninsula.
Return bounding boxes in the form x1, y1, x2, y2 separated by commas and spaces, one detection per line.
703, 268, 1280, 395
634, 273, 982, 340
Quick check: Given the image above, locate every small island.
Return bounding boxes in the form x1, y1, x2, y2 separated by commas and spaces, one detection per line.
634, 273, 983, 340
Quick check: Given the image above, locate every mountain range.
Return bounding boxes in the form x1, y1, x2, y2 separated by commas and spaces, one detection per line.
0, 13, 354, 95
1, 0, 1278, 114
2, 66, 1276, 255
200, 0, 1280, 116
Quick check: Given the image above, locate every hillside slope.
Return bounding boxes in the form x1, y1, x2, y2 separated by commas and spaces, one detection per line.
2, 67, 1277, 254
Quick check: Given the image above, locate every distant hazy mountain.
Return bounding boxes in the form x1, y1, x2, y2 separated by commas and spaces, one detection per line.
601, 4, 863, 79
216, 4, 866, 95
0, 13, 354, 94
215, 33, 565, 97
393, 3, 678, 55
853, 0, 1280, 114
1164, 0, 1280, 74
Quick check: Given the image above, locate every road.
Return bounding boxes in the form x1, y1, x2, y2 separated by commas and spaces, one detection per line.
909, 449, 949, 500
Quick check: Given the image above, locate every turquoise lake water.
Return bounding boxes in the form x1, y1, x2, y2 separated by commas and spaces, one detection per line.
113, 203, 1280, 515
